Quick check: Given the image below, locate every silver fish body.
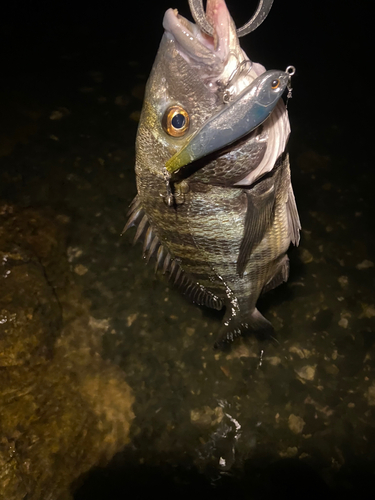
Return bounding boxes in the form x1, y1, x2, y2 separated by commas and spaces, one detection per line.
125, 0, 300, 346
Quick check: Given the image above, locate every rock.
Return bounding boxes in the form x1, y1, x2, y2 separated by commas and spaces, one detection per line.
366, 384, 375, 406
49, 107, 70, 120
356, 260, 374, 270
360, 304, 375, 319
279, 446, 298, 457
74, 263, 88, 275
190, 406, 224, 428
289, 344, 312, 359
186, 326, 195, 336
295, 365, 317, 381
0, 205, 134, 500
126, 313, 138, 327
288, 414, 305, 434
338, 317, 348, 328
338, 276, 348, 288
325, 364, 339, 376
299, 248, 313, 264
266, 356, 282, 366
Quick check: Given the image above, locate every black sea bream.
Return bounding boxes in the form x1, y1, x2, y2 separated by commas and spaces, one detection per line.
124, 0, 300, 347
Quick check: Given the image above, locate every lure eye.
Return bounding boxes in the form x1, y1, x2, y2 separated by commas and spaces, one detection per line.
271, 79, 280, 90
162, 106, 190, 137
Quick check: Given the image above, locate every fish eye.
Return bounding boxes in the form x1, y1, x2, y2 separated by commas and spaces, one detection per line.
162, 105, 190, 137
271, 79, 280, 90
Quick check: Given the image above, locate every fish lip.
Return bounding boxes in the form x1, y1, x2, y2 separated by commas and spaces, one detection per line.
162, 8, 225, 69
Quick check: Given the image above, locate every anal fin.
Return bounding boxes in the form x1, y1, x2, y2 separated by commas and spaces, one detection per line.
214, 308, 274, 349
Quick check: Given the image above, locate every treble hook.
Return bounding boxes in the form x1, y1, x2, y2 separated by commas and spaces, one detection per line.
188, 0, 274, 37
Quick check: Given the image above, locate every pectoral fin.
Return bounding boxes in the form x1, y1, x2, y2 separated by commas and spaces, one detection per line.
286, 184, 301, 246
279, 154, 300, 247
236, 177, 276, 277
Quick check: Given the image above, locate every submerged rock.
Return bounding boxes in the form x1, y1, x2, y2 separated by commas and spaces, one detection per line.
288, 414, 305, 434
295, 364, 317, 382
0, 204, 134, 500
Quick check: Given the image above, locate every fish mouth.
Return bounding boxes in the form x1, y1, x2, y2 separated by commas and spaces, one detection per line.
163, 0, 235, 74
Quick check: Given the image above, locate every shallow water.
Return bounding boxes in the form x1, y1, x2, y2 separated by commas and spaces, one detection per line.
1, 1, 374, 498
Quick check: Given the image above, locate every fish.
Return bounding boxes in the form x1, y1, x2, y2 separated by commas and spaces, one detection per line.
124, 0, 300, 348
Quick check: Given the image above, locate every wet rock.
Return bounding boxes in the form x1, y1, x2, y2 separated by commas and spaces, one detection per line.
288, 414, 305, 434
74, 263, 88, 275
338, 275, 348, 288
299, 247, 313, 264
289, 344, 313, 359
186, 326, 195, 336
360, 304, 375, 319
126, 313, 138, 327
304, 396, 334, 417
220, 365, 231, 377
325, 364, 339, 376
356, 260, 374, 270
0, 205, 134, 500
226, 340, 259, 359
279, 446, 298, 457
266, 356, 282, 366
338, 317, 348, 328
366, 384, 375, 406
49, 107, 70, 120
295, 365, 317, 381
190, 406, 224, 428
88, 316, 110, 331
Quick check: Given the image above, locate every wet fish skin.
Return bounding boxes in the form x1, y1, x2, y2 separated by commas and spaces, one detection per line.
126, 0, 300, 346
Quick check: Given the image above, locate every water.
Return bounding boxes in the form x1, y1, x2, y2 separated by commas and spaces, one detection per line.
1, 1, 374, 498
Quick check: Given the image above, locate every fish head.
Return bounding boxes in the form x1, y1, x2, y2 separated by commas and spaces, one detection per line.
135, 0, 266, 182
254, 71, 290, 108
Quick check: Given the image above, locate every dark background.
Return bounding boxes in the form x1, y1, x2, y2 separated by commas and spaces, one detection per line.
0, 0, 370, 110
1, 0, 372, 167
